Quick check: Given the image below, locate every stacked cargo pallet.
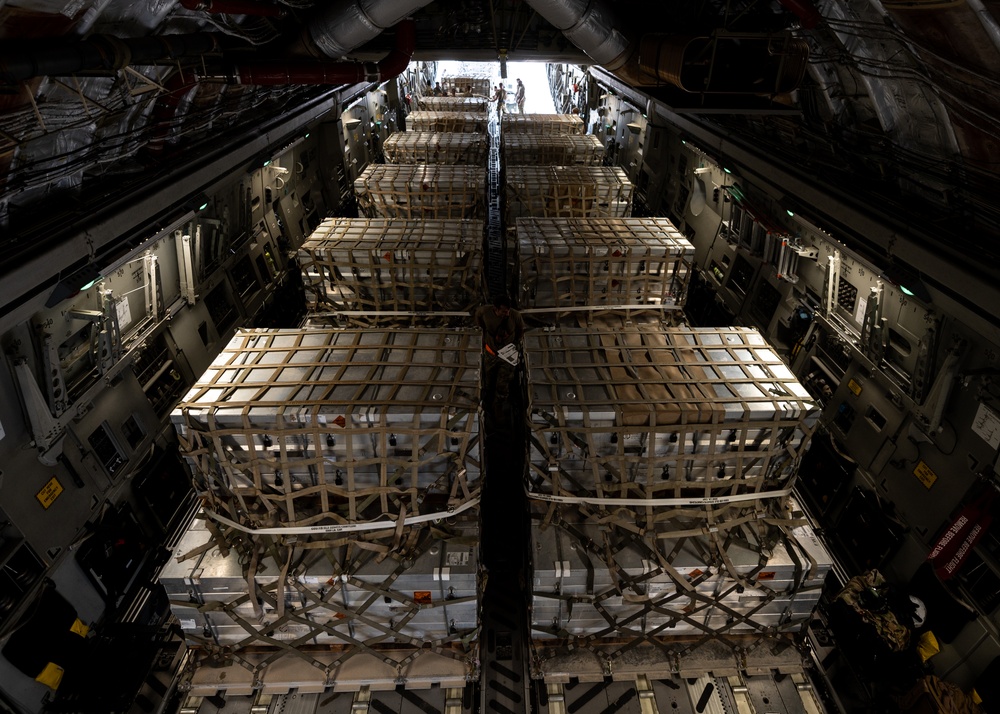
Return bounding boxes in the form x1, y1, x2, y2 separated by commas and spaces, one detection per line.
417, 96, 489, 112
166, 328, 483, 692
164, 91, 490, 695
441, 75, 491, 97
502, 114, 584, 135
354, 165, 486, 219
515, 217, 693, 324
384, 132, 489, 165
505, 166, 633, 221
298, 218, 484, 323
523, 323, 831, 679
408, 111, 488, 133
503, 134, 605, 166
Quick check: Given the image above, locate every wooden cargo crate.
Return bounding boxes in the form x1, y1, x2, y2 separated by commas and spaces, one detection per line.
299, 218, 484, 321
503, 134, 604, 165
416, 96, 489, 112
501, 114, 584, 135
440, 76, 492, 97
355, 165, 486, 219
505, 166, 633, 220
171, 328, 482, 534
516, 217, 693, 318
383, 132, 489, 165
408, 111, 488, 133
524, 325, 817, 513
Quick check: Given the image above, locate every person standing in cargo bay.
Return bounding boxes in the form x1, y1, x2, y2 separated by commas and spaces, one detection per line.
474, 295, 524, 418
515, 78, 525, 114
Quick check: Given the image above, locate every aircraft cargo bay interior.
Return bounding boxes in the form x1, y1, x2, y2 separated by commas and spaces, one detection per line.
0, 2, 999, 713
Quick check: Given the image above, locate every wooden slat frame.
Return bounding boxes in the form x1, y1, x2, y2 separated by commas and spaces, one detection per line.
515, 218, 694, 317
501, 114, 585, 135
384, 132, 489, 165
355, 165, 486, 219
440, 76, 492, 97
298, 218, 485, 321
505, 166, 633, 220
503, 134, 605, 166
416, 96, 489, 112
407, 111, 489, 133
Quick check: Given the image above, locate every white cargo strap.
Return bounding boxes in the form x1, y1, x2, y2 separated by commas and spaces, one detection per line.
526, 487, 793, 508
201, 496, 480, 535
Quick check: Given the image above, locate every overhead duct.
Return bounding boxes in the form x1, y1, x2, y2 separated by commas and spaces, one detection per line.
302, 0, 436, 59
523, 0, 810, 93
234, 19, 416, 84
177, 0, 285, 15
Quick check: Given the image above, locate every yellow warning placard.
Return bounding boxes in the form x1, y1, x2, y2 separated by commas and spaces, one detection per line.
847, 379, 863, 396
36, 477, 63, 509
913, 461, 938, 489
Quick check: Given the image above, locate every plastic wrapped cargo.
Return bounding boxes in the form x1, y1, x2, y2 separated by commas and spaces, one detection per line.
515, 218, 693, 318
299, 218, 485, 321
506, 166, 633, 220
524, 325, 817, 509
527, 499, 832, 679
171, 328, 482, 533
161, 513, 480, 688
530, 512, 831, 639
383, 132, 489, 165
416, 96, 489, 112
501, 114, 584, 135
355, 165, 486, 219
408, 111, 488, 133
503, 134, 604, 166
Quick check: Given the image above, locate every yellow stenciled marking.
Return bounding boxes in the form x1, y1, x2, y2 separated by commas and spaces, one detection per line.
35, 477, 63, 509
847, 379, 862, 396
914, 461, 938, 489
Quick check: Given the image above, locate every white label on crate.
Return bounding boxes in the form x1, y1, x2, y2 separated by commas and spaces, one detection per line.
854, 295, 867, 325
116, 297, 132, 331
554, 561, 572, 578
433, 567, 451, 581
179, 619, 196, 630
302, 576, 322, 585
972, 403, 1000, 450
642, 559, 654, 574
447, 551, 469, 566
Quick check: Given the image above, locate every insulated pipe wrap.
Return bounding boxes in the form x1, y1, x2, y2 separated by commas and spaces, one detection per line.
524, 0, 632, 69
307, 0, 433, 58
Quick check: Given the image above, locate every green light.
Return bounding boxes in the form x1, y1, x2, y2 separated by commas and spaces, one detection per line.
80, 276, 102, 290
723, 167, 732, 174
198, 202, 209, 211
263, 160, 271, 167
304, 133, 310, 138
681, 140, 687, 145
900, 285, 916, 296
786, 209, 794, 217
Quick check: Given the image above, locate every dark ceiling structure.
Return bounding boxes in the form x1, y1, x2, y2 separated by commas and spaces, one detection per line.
1, 0, 999, 297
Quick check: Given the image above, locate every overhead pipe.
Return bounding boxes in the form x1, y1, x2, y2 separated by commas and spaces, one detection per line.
0, 33, 225, 84
298, 0, 435, 59
232, 19, 415, 84
522, 0, 810, 93
178, 0, 285, 16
